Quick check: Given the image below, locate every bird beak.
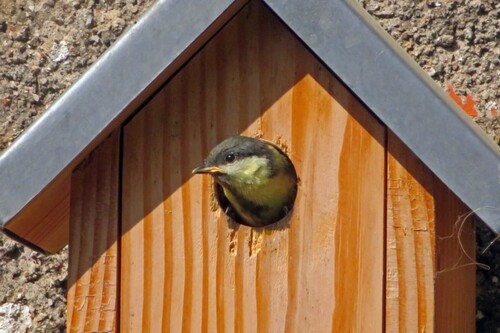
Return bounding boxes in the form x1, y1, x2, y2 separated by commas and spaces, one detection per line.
192, 164, 226, 175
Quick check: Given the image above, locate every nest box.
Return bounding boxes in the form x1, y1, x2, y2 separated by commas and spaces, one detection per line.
0, 0, 499, 331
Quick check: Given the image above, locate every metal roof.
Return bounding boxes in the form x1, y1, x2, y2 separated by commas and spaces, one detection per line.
0, 0, 499, 232
0, 0, 246, 232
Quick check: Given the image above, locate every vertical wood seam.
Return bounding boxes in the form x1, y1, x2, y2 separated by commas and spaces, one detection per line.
382, 123, 388, 333
115, 129, 123, 333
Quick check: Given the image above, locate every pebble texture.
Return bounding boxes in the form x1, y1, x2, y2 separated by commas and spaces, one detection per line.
0, 0, 498, 331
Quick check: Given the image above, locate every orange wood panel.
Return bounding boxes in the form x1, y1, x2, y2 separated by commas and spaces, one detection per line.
67, 132, 120, 332
121, 2, 385, 332
386, 132, 475, 332
434, 182, 476, 332
386, 132, 437, 332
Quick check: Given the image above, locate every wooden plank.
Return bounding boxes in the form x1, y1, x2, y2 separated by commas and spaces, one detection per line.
121, 1, 386, 332
386, 132, 437, 332
3, 173, 70, 253
386, 132, 475, 332
434, 182, 476, 332
67, 131, 120, 333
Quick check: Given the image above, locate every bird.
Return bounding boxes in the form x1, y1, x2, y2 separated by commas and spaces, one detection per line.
192, 136, 298, 227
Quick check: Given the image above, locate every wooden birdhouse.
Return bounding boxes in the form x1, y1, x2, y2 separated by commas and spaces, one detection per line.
0, 0, 499, 332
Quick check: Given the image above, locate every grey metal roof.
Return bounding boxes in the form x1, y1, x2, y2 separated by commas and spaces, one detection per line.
265, 0, 500, 230
0, 0, 246, 229
0, 0, 499, 232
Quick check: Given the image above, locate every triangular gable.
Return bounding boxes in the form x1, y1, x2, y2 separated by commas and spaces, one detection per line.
0, 0, 498, 252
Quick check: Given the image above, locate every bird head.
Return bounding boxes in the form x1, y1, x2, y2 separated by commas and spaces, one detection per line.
192, 136, 297, 226
192, 136, 275, 188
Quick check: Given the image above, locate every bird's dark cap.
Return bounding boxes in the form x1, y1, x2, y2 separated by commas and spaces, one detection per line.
192, 136, 278, 175
209, 136, 272, 163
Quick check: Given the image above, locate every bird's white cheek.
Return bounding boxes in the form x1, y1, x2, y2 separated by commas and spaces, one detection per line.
221, 156, 270, 187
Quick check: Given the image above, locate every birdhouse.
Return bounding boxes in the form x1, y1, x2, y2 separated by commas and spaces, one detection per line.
0, 0, 499, 332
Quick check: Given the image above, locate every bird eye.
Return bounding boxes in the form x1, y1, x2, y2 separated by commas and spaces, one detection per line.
225, 153, 235, 163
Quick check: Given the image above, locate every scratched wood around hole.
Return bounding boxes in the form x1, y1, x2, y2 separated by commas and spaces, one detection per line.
121, 2, 385, 332
386, 132, 475, 332
67, 132, 120, 332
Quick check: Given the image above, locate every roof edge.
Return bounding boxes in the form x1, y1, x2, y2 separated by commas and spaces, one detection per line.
264, 0, 500, 231
0, 0, 246, 229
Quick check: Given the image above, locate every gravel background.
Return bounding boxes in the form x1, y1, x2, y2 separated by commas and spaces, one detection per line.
0, 0, 498, 331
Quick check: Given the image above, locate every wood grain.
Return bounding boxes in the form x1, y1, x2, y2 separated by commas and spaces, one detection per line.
386, 132, 437, 332
386, 132, 475, 332
121, 2, 385, 332
67, 132, 120, 333
434, 179, 476, 332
